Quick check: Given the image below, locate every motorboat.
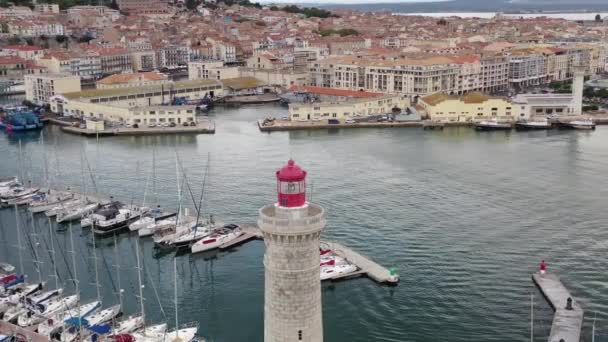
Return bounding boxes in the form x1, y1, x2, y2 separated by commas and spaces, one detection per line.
474, 119, 512, 131
37, 300, 101, 337
129, 207, 176, 231
29, 192, 75, 213
61, 304, 121, 342
138, 217, 177, 238
559, 118, 596, 130
0, 177, 18, 188
515, 119, 552, 130
81, 202, 145, 235
191, 224, 242, 253
17, 294, 79, 327
320, 263, 358, 281
56, 200, 99, 223
0, 263, 14, 273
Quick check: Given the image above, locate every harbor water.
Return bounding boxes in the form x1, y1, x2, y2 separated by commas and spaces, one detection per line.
1, 104, 608, 341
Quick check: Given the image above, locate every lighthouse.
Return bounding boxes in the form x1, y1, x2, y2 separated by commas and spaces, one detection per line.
258, 160, 326, 342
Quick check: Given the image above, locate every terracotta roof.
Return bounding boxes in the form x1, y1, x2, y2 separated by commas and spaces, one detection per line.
2, 45, 43, 51
0, 56, 25, 64
96, 71, 167, 85
289, 85, 382, 98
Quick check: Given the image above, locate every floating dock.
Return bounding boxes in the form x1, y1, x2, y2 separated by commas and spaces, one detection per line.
322, 241, 399, 284
532, 273, 583, 342
0, 320, 49, 342
221, 226, 399, 285
60, 121, 215, 137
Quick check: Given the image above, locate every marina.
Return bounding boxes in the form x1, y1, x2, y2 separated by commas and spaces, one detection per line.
1, 109, 607, 342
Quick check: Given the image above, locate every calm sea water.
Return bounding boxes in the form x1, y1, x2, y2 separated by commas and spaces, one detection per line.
396, 12, 608, 20
1, 104, 608, 342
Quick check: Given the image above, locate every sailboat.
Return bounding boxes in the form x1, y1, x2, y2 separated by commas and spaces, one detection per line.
0, 176, 18, 188
28, 191, 75, 213
191, 224, 242, 254
1, 287, 58, 323
17, 294, 80, 327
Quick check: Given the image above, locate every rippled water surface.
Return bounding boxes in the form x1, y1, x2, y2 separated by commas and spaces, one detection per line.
1, 104, 608, 342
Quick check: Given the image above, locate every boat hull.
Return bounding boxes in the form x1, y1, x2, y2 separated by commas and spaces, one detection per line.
474, 124, 512, 131
515, 123, 552, 130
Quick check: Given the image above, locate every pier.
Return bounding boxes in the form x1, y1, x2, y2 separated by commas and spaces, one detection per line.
221, 226, 399, 285
0, 320, 49, 342
60, 121, 215, 137
532, 273, 584, 342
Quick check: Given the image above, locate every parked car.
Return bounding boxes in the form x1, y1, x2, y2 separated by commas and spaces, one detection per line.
126, 123, 132, 128
133, 123, 139, 128
328, 119, 340, 125
183, 122, 190, 127
189, 121, 196, 126
148, 123, 156, 128
345, 119, 356, 124
169, 122, 176, 127
281, 115, 288, 120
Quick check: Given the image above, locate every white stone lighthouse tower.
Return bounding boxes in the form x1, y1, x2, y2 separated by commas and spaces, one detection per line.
571, 65, 585, 115
258, 160, 325, 342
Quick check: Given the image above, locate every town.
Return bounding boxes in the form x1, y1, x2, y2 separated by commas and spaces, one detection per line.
0, 1, 607, 134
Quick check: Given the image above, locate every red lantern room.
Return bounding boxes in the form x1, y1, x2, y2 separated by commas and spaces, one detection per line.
276, 159, 307, 208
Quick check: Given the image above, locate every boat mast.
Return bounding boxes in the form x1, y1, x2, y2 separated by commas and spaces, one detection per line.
135, 238, 146, 331
174, 257, 179, 338
29, 211, 43, 284
113, 235, 123, 311
68, 220, 82, 338
18, 140, 24, 185
530, 293, 533, 342
152, 148, 157, 206
175, 153, 182, 226
592, 314, 596, 342
47, 217, 59, 290
14, 204, 24, 274
90, 223, 102, 305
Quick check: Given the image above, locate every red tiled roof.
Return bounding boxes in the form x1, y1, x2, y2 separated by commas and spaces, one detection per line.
289, 85, 382, 98
0, 56, 25, 64
3, 45, 43, 51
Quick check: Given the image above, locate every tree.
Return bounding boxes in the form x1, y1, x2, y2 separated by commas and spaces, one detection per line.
186, 0, 198, 10
595, 14, 602, 22
109, 0, 119, 10
437, 19, 447, 25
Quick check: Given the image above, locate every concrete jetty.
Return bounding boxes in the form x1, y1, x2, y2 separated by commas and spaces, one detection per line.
532, 273, 584, 342
224, 225, 399, 285
0, 320, 49, 342
323, 241, 399, 284
60, 121, 215, 137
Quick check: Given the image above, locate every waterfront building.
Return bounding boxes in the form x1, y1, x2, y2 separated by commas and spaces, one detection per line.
418, 92, 519, 123
24, 73, 81, 105
511, 66, 585, 117
0, 56, 46, 81
188, 60, 239, 81
508, 50, 547, 90
258, 160, 325, 342
96, 71, 169, 89
49, 79, 221, 124
288, 94, 409, 122
38, 51, 102, 80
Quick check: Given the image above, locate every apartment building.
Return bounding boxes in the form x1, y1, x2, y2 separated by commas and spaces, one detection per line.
34, 4, 60, 14
156, 45, 190, 68
508, 51, 547, 89
24, 73, 81, 105
94, 48, 133, 76
131, 51, 157, 71
188, 60, 239, 80
0, 56, 46, 81
39, 51, 102, 80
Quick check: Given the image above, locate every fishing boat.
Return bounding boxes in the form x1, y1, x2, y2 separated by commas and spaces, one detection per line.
28, 192, 75, 213
191, 224, 242, 253
37, 301, 101, 338
56, 200, 99, 223
474, 118, 512, 131
0, 108, 43, 132
515, 118, 552, 130
17, 294, 79, 327
559, 118, 596, 130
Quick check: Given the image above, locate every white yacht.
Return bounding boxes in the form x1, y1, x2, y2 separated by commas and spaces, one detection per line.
37, 300, 101, 338
56, 200, 99, 223
191, 224, 242, 253
61, 304, 121, 342
29, 192, 75, 213
17, 294, 79, 327
0, 176, 18, 188
138, 217, 177, 237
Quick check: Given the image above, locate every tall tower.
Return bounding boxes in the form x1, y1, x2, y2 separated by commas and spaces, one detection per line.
571, 65, 585, 115
258, 160, 325, 342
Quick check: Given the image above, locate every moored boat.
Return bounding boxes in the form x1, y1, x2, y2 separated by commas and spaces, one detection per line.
474, 119, 512, 131
515, 118, 552, 130
559, 118, 596, 130
191, 224, 242, 253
